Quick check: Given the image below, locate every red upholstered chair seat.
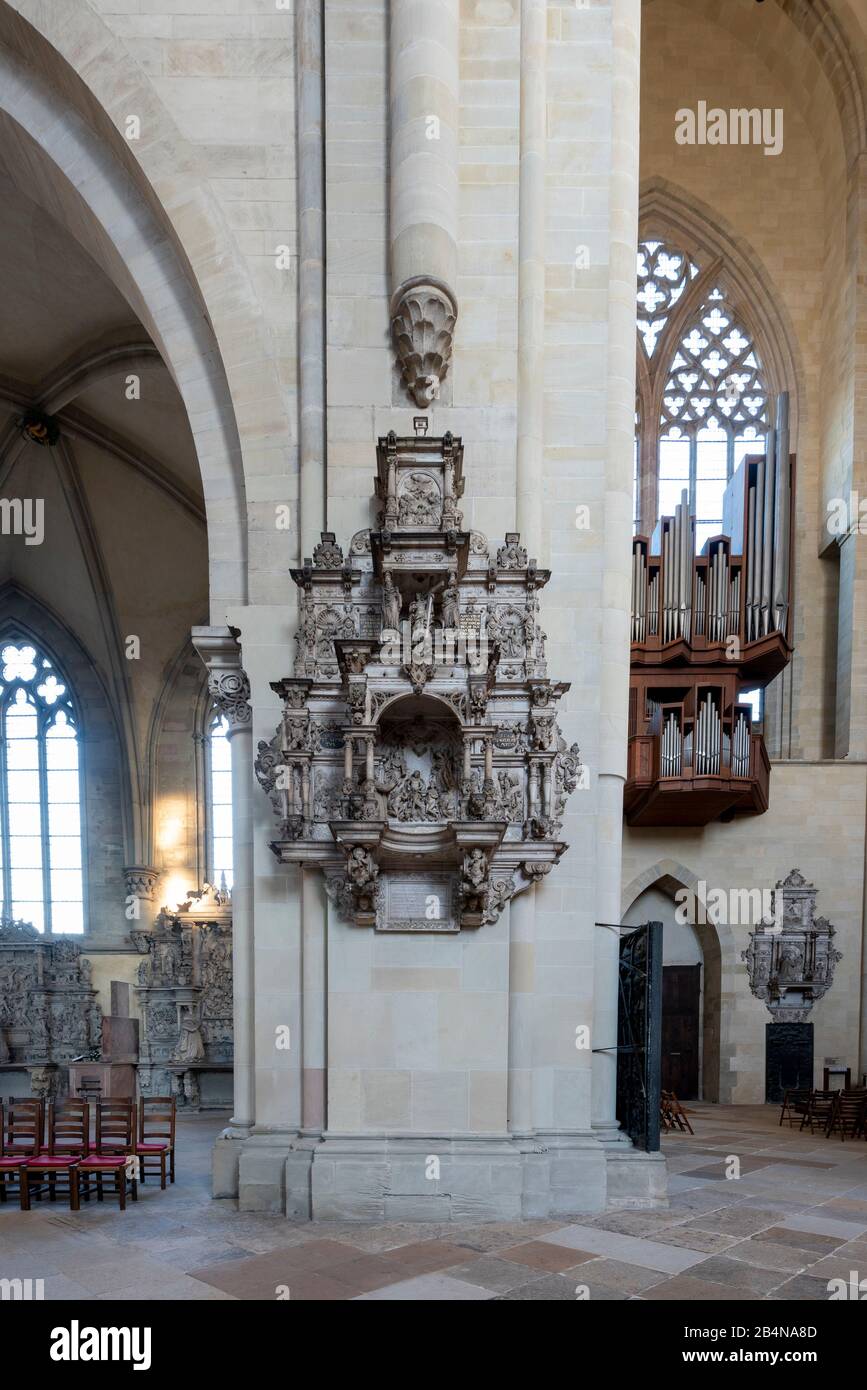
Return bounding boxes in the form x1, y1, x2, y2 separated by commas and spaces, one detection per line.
136, 1142, 168, 1152
0, 1157, 27, 1168
80, 1155, 128, 1169
27, 1156, 81, 1168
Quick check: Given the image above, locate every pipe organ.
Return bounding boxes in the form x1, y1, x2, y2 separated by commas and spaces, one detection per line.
626, 394, 794, 827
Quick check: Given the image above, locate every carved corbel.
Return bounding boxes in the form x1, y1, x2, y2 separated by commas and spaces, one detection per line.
390, 277, 458, 409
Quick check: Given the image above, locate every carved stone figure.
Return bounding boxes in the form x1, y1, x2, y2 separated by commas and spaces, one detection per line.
382, 572, 402, 631
398, 471, 442, 527
441, 573, 459, 630
497, 534, 528, 569
313, 532, 344, 568
175, 1003, 206, 1063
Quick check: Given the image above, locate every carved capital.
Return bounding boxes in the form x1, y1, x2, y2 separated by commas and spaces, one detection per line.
124, 865, 160, 902
192, 626, 252, 733
390, 278, 458, 409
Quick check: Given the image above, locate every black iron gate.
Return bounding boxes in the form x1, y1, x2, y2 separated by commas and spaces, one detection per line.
615, 920, 663, 1152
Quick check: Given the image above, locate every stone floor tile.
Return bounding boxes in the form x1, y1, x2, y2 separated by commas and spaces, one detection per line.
495, 1273, 625, 1301
640, 1274, 763, 1301
498, 1239, 596, 1273
541, 1225, 706, 1272
574, 1257, 668, 1293
777, 1212, 867, 1239
354, 1273, 496, 1300
687, 1255, 790, 1295
445, 1255, 548, 1293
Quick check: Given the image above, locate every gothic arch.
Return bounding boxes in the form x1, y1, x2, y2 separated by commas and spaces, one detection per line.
0, 581, 131, 935
638, 179, 804, 439
621, 856, 742, 1103
0, 1, 262, 616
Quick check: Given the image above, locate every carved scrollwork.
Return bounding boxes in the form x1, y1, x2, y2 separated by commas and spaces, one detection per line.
209, 668, 251, 731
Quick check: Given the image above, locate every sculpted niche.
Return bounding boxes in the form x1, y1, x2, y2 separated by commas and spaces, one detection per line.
256, 432, 583, 933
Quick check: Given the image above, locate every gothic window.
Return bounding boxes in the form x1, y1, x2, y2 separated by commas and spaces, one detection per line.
636, 237, 769, 551
0, 639, 84, 933
205, 707, 233, 891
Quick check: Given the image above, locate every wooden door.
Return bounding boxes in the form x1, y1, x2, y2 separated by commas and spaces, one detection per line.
662, 964, 700, 1099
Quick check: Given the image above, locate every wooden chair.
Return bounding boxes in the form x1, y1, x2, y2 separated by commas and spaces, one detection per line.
799, 1089, 837, 1133
78, 1102, 137, 1210
19, 1101, 88, 1212
91, 1099, 136, 1155
137, 1095, 175, 1189
0, 1101, 36, 1202
5, 1098, 43, 1156
661, 1090, 694, 1135
779, 1087, 811, 1127
825, 1089, 867, 1141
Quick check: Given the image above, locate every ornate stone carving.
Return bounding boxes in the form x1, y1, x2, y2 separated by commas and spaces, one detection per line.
124, 865, 160, 902
313, 532, 344, 568
266, 433, 577, 931
497, 533, 528, 569
742, 869, 842, 1022
134, 908, 234, 1098
209, 667, 251, 731
391, 280, 458, 408
0, 924, 100, 1080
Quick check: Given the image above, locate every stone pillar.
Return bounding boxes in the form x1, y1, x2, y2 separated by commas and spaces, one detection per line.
191, 627, 255, 1150
297, 0, 327, 559
593, 0, 641, 1148
389, 0, 459, 407
516, 0, 547, 561
301, 867, 327, 1135
508, 885, 535, 1138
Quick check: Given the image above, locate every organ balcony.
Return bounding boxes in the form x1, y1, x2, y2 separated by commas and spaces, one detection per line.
626, 419, 794, 828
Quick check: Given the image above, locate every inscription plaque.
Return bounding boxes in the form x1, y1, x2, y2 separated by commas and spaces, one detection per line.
377, 873, 458, 933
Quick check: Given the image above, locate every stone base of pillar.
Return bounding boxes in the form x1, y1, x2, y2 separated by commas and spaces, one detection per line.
604, 1148, 669, 1210
226, 1132, 669, 1218
211, 1127, 251, 1199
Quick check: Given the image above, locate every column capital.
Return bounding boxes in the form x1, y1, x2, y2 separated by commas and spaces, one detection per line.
191, 625, 252, 734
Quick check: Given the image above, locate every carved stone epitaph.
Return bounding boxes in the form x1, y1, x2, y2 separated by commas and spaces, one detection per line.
256, 434, 583, 931
133, 889, 233, 1105
0, 918, 101, 1093
742, 869, 842, 1023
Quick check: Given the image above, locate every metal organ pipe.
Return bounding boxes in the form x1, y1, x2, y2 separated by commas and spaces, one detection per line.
772, 392, 791, 635
761, 426, 776, 637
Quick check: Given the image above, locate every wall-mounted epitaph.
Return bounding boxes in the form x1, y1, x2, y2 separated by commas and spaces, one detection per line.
256, 433, 583, 930
742, 869, 841, 1022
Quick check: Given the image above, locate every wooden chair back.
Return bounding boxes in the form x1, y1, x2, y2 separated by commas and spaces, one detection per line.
139, 1095, 175, 1146
5, 1099, 43, 1155
95, 1099, 135, 1153
48, 1099, 89, 1156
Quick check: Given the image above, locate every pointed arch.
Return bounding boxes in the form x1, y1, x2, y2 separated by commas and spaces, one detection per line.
0, 1, 255, 616
621, 856, 744, 1103
0, 581, 131, 936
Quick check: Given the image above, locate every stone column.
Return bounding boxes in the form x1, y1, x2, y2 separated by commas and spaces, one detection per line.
389, 0, 459, 407
191, 627, 254, 1135
508, 884, 535, 1137
297, 0, 327, 559
516, 0, 547, 561
592, 0, 641, 1146
301, 867, 327, 1135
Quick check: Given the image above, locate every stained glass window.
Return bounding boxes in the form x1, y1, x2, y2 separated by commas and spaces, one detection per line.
0, 640, 84, 933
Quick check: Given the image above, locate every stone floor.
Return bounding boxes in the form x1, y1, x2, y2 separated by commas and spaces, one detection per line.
2, 1103, 866, 1300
